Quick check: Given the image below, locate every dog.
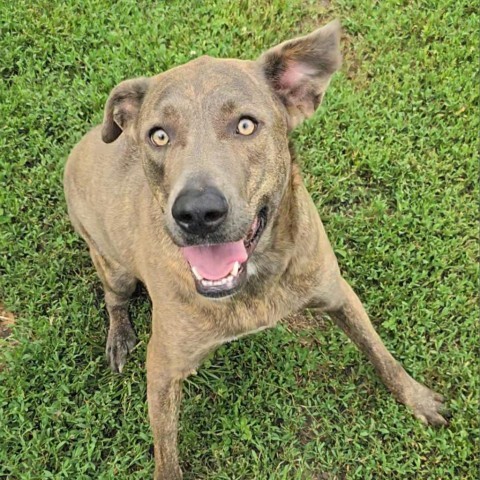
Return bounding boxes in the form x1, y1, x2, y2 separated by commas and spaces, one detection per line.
64, 20, 447, 479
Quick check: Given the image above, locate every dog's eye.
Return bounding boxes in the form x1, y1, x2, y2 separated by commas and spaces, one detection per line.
236, 118, 257, 136
150, 128, 170, 146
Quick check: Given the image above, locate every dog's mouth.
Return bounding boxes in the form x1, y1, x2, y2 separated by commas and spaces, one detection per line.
181, 207, 267, 298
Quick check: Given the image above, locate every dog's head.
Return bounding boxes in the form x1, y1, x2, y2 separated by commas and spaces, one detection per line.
101, 21, 341, 298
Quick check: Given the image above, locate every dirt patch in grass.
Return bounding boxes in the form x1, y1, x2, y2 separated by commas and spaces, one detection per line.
0, 304, 15, 340
342, 31, 362, 81
295, 0, 335, 32
286, 309, 329, 332
0, 304, 17, 372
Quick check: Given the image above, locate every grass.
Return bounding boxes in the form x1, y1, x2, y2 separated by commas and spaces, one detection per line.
0, 0, 477, 478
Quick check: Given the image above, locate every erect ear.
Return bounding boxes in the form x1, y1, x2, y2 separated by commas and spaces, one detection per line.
258, 20, 342, 129
101, 77, 151, 143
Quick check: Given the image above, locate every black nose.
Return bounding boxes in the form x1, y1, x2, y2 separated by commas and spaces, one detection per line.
172, 187, 228, 235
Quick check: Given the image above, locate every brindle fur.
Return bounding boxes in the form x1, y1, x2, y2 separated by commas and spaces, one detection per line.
64, 21, 447, 479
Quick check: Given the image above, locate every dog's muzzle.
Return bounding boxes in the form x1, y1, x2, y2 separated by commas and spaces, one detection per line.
180, 207, 268, 298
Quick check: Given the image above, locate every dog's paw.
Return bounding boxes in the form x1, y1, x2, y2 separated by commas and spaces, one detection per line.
404, 380, 449, 426
105, 324, 137, 373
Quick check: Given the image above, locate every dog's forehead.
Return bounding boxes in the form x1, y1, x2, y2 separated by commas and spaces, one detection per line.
147, 56, 271, 108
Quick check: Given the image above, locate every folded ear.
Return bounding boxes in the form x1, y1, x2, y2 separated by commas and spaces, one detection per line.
101, 77, 151, 143
258, 20, 342, 129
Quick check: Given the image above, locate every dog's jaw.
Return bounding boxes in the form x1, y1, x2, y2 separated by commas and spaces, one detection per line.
246, 261, 258, 277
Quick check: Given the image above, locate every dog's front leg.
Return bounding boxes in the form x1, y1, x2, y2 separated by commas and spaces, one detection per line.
146, 338, 184, 480
322, 277, 448, 426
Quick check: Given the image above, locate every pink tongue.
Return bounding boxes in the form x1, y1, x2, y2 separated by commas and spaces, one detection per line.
181, 240, 248, 280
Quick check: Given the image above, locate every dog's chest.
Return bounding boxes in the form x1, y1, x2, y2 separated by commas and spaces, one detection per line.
218, 325, 270, 346
209, 275, 312, 347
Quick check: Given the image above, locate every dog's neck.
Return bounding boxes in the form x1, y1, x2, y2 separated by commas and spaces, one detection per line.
263, 141, 325, 286
249, 144, 304, 282
272, 143, 302, 244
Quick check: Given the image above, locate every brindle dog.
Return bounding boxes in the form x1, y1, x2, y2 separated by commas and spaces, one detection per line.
64, 21, 447, 479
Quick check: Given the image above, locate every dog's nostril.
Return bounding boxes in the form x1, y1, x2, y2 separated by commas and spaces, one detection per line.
177, 212, 194, 225
204, 210, 224, 224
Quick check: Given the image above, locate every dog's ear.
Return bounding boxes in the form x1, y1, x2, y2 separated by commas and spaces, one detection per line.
101, 77, 151, 143
259, 20, 342, 129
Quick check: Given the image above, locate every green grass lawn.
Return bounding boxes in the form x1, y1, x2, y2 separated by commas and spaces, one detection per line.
0, 0, 478, 478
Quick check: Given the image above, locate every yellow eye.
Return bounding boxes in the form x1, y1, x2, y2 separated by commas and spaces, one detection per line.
150, 128, 169, 146
236, 117, 257, 136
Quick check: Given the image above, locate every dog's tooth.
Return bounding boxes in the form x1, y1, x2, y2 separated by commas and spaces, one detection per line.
231, 261, 240, 277
191, 267, 203, 281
